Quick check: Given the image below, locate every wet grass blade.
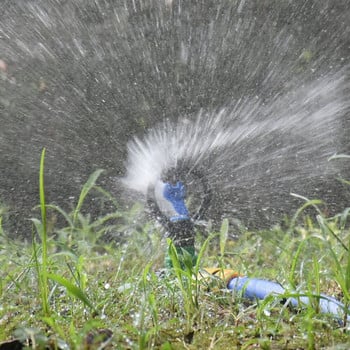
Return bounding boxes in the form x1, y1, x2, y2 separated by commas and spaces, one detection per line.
48, 273, 96, 313
46, 204, 74, 228
289, 239, 306, 290
194, 233, 215, 275
317, 215, 348, 252
73, 169, 104, 225
288, 194, 323, 234
37, 148, 50, 316
219, 218, 228, 257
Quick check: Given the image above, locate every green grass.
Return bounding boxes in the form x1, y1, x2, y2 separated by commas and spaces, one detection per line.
1, 154, 350, 349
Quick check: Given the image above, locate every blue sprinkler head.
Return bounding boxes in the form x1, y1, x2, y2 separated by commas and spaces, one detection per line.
163, 181, 190, 222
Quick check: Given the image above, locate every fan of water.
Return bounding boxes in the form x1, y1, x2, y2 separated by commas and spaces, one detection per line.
123, 71, 350, 226
0, 0, 349, 233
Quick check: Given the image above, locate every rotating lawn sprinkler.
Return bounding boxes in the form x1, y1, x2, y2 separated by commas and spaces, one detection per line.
147, 166, 211, 267
146, 169, 350, 326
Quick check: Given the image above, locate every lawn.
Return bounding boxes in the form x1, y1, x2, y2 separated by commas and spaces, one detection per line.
1, 152, 350, 349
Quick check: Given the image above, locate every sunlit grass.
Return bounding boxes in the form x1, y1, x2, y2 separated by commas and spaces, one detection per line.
1, 154, 350, 348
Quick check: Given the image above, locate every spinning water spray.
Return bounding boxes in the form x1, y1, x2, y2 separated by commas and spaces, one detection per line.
123, 72, 350, 229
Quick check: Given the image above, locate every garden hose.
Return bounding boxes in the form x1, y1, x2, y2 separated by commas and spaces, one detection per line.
228, 276, 349, 321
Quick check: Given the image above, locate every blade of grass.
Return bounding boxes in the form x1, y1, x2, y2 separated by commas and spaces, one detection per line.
38, 148, 50, 316
93, 185, 120, 208
194, 233, 216, 275
47, 273, 96, 313
46, 204, 74, 228
288, 194, 323, 234
73, 169, 104, 225
339, 208, 350, 232
219, 218, 228, 257
289, 239, 306, 290
317, 215, 348, 252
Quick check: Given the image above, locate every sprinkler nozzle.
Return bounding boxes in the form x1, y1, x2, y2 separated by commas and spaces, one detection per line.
163, 181, 190, 221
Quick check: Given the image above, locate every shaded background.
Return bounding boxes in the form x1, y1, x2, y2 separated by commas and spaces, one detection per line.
0, 0, 349, 236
